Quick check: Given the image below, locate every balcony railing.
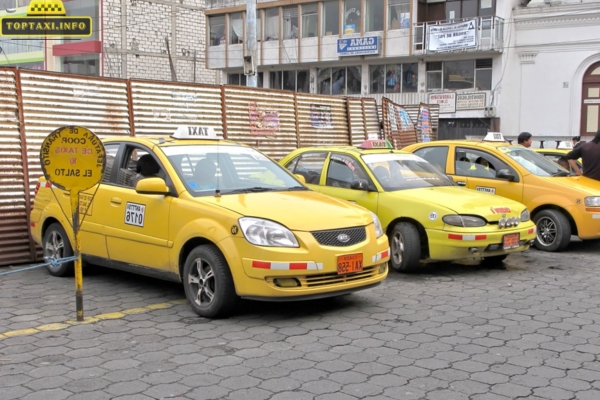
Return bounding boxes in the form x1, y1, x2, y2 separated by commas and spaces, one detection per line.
413, 16, 504, 55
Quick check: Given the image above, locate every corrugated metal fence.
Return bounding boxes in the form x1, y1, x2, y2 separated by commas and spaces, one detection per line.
0, 67, 438, 266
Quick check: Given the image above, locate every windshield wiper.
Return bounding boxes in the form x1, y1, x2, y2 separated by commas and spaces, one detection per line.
552, 171, 570, 177
224, 187, 278, 194
286, 186, 309, 191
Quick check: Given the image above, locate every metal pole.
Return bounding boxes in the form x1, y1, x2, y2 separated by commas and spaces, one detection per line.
245, 0, 257, 87
70, 192, 84, 321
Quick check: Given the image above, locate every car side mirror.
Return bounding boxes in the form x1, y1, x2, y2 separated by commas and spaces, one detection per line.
136, 177, 170, 195
294, 174, 306, 184
496, 169, 515, 181
350, 179, 371, 191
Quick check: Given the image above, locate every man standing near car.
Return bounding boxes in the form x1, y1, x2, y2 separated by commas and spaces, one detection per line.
518, 132, 533, 148
567, 130, 600, 181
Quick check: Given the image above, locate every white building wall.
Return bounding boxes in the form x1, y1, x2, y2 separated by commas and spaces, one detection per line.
501, 0, 600, 138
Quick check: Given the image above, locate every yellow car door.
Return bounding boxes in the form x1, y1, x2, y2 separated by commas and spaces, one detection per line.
319, 153, 379, 214
453, 146, 524, 203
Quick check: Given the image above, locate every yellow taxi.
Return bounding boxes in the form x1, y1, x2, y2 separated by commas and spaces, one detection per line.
30, 127, 389, 318
403, 132, 600, 252
279, 139, 536, 272
533, 142, 582, 173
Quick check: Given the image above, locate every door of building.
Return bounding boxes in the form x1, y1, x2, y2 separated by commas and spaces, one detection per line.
581, 62, 600, 138
438, 118, 491, 140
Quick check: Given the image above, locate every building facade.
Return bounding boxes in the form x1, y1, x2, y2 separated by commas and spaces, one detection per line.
0, 0, 217, 84
205, 0, 600, 140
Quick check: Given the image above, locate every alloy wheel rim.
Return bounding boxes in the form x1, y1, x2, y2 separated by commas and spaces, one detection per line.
44, 231, 64, 271
391, 231, 404, 266
537, 216, 557, 246
188, 257, 216, 307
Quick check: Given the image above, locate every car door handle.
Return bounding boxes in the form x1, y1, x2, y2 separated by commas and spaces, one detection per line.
456, 181, 467, 186
110, 197, 122, 205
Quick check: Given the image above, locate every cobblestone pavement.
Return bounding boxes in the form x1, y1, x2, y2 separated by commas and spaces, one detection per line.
2, 240, 600, 400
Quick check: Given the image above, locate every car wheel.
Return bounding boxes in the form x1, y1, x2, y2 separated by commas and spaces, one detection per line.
389, 222, 421, 273
43, 223, 74, 277
481, 254, 508, 268
182, 244, 238, 318
533, 209, 571, 252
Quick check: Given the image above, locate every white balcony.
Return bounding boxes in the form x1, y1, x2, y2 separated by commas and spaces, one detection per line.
413, 16, 505, 56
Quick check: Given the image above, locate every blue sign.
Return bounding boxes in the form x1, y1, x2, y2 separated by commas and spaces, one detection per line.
337, 36, 380, 57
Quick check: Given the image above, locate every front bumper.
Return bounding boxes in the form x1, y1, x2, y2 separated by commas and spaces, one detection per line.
426, 224, 536, 260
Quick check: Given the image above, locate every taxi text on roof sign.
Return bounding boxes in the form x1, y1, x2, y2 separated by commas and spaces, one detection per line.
358, 139, 394, 150
483, 132, 506, 142
557, 141, 573, 149
172, 126, 220, 140
0, 0, 92, 37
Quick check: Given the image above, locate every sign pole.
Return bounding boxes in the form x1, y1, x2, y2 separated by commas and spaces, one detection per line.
70, 192, 84, 321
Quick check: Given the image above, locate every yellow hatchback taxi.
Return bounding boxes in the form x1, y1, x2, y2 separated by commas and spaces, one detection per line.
533, 144, 582, 173
404, 132, 600, 252
30, 127, 389, 318
279, 139, 536, 272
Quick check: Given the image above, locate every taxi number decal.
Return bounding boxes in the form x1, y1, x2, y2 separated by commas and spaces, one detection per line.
125, 202, 145, 227
476, 186, 496, 195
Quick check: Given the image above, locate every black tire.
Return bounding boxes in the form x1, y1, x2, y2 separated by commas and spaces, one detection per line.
43, 223, 74, 277
533, 209, 571, 252
389, 222, 421, 273
481, 254, 508, 268
182, 245, 238, 318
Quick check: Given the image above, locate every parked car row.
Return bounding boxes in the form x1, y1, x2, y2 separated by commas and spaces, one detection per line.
29, 128, 600, 318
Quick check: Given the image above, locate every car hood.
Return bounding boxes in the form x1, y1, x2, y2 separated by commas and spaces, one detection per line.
201, 190, 373, 231
542, 175, 600, 196
390, 186, 526, 220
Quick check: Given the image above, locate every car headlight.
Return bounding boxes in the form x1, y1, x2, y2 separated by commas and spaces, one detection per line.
442, 215, 486, 227
520, 209, 530, 222
584, 197, 600, 207
238, 217, 299, 247
370, 211, 384, 238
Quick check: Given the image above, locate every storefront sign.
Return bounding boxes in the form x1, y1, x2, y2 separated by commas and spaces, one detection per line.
456, 92, 486, 110
337, 36, 380, 56
428, 92, 456, 113
427, 19, 478, 52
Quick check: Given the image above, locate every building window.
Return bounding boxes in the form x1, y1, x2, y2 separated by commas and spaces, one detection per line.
441, 0, 495, 21
209, 16, 225, 46
271, 70, 309, 92
229, 13, 243, 44
264, 7, 279, 41
228, 73, 264, 87
366, 0, 384, 32
426, 59, 492, 91
323, 0, 339, 36
302, 3, 318, 38
344, 0, 361, 35
370, 63, 418, 94
62, 54, 99, 76
282, 6, 299, 40
389, 0, 410, 30
317, 66, 361, 95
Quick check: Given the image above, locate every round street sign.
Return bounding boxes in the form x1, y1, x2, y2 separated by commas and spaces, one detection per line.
40, 126, 105, 192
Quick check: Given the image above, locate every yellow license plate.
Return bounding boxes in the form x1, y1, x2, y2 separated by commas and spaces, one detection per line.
503, 233, 520, 249
337, 253, 363, 275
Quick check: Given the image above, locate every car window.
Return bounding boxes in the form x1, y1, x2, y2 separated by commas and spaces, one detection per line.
498, 146, 568, 177
455, 147, 518, 180
285, 152, 327, 184
117, 147, 165, 188
363, 153, 455, 191
163, 144, 303, 195
325, 153, 371, 189
413, 146, 448, 173
101, 144, 120, 184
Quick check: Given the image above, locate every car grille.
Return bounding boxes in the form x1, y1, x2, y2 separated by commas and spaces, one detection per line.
265, 265, 381, 288
311, 226, 366, 247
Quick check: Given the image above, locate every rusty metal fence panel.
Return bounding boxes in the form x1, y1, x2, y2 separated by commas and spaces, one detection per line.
130, 80, 224, 137
0, 69, 34, 265
296, 93, 349, 148
361, 98, 382, 141
223, 86, 298, 160
347, 97, 367, 146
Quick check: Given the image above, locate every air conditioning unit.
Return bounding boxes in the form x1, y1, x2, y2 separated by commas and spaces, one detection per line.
484, 106, 496, 117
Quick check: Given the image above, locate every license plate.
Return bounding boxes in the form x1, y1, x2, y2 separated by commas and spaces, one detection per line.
503, 233, 520, 249
337, 253, 363, 275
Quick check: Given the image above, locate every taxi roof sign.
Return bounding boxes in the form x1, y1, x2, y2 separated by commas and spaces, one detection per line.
358, 139, 394, 150
172, 126, 219, 140
557, 141, 573, 150
483, 132, 506, 142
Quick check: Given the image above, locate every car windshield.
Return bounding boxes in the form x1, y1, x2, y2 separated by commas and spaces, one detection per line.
162, 144, 305, 195
362, 153, 455, 191
500, 147, 569, 177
